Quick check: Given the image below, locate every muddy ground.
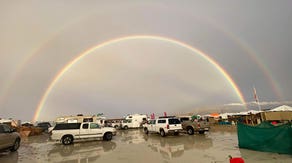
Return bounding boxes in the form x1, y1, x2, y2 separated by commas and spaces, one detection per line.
0, 126, 291, 163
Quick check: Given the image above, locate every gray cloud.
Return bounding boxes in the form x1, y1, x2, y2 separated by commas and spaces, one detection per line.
0, 1, 291, 121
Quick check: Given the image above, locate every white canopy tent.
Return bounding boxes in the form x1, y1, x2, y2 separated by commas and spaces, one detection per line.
268, 105, 292, 112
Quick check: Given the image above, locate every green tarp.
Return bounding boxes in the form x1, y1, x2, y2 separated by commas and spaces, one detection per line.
237, 122, 292, 154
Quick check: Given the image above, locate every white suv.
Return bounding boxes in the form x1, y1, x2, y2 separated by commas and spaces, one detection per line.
143, 117, 183, 137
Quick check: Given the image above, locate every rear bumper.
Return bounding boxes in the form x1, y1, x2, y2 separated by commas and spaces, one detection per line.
167, 129, 183, 134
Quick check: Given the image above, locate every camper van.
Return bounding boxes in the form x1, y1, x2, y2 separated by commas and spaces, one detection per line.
120, 114, 147, 129
54, 114, 106, 127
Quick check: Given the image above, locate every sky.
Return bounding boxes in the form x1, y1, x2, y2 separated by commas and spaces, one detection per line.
0, 1, 292, 121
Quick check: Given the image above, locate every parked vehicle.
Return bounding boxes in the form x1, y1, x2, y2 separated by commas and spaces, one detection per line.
177, 116, 210, 135
55, 114, 106, 127
50, 122, 116, 145
143, 116, 183, 137
36, 122, 52, 132
0, 124, 21, 152
120, 114, 147, 129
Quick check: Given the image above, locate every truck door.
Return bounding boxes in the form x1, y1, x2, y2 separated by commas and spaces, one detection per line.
79, 123, 89, 139
88, 123, 103, 138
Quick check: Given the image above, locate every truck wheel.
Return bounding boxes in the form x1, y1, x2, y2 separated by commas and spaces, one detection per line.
124, 126, 128, 130
199, 131, 205, 134
114, 125, 119, 129
144, 128, 149, 134
187, 127, 194, 135
10, 138, 20, 152
62, 135, 73, 145
103, 132, 113, 141
160, 129, 166, 137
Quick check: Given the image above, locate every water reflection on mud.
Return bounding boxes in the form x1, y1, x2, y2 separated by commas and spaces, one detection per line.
1, 129, 292, 163
118, 129, 147, 144
145, 134, 213, 160
0, 151, 18, 163
47, 141, 117, 163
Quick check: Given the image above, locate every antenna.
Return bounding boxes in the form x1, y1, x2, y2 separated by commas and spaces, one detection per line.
253, 86, 261, 111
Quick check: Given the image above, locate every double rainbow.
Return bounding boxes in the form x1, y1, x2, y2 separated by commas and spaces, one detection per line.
33, 35, 246, 122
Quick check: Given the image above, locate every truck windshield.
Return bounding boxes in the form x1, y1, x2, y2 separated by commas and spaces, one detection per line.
168, 119, 181, 124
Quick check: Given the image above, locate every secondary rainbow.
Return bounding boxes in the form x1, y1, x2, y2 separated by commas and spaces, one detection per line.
33, 35, 246, 122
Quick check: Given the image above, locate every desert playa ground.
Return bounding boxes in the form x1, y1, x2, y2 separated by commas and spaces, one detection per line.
0, 125, 292, 163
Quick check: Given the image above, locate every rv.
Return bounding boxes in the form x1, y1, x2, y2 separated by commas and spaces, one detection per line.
54, 114, 106, 127
121, 114, 147, 129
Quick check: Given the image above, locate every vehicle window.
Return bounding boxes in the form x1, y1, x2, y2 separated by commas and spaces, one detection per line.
83, 118, 93, 122
124, 119, 132, 123
148, 120, 156, 124
180, 117, 190, 122
82, 124, 89, 129
54, 123, 81, 130
2, 125, 11, 132
90, 123, 100, 129
158, 120, 166, 123
0, 125, 4, 133
168, 119, 181, 124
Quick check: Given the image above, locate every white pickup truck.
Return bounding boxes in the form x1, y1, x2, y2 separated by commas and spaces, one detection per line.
50, 122, 116, 145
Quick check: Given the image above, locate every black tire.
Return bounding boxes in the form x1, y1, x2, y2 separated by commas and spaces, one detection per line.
10, 138, 20, 152
62, 135, 73, 145
199, 131, 205, 134
114, 125, 119, 129
144, 128, 149, 134
174, 132, 179, 136
160, 129, 166, 137
103, 132, 113, 141
124, 126, 128, 130
187, 127, 194, 135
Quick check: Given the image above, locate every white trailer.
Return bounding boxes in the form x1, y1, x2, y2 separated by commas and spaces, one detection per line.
121, 114, 147, 129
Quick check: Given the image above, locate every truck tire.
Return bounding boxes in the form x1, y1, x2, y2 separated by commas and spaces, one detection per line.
103, 132, 113, 141
199, 131, 205, 134
144, 128, 149, 134
124, 126, 128, 130
10, 138, 20, 152
62, 135, 73, 145
187, 127, 194, 135
160, 129, 166, 137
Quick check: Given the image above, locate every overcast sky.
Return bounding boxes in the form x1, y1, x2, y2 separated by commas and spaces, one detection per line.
0, 1, 292, 121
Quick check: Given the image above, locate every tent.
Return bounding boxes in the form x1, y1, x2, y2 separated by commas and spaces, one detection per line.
209, 113, 220, 118
233, 110, 262, 116
268, 105, 292, 112
237, 122, 292, 154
